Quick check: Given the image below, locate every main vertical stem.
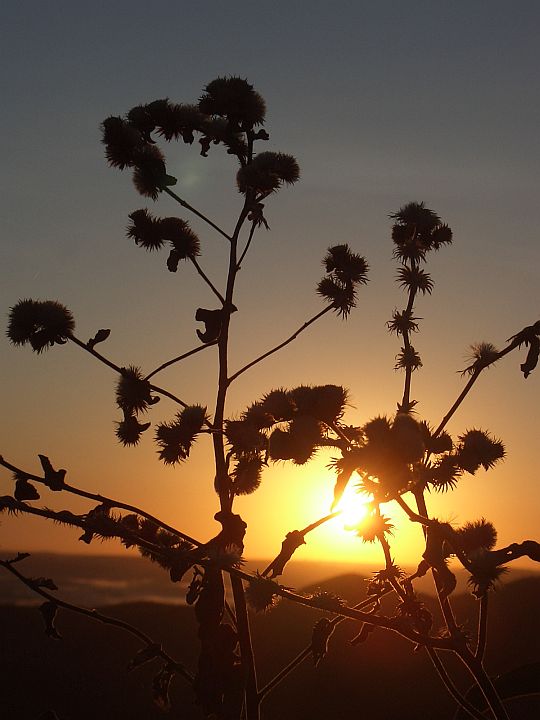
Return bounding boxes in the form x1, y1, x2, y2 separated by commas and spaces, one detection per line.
211, 191, 257, 719
232, 576, 260, 720
212, 203, 249, 512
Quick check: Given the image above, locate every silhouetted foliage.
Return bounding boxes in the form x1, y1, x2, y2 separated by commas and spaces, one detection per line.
2, 76, 539, 720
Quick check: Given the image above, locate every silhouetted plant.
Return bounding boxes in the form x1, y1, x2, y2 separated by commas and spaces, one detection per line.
2, 76, 540, 720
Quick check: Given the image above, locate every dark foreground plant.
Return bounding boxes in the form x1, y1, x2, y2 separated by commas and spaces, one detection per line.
2, 77, 540, 720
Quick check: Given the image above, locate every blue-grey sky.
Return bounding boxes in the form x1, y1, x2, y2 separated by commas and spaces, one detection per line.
1, 1, 539, 566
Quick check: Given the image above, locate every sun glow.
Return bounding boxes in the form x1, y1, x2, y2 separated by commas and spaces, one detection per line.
333, 479, 371, 534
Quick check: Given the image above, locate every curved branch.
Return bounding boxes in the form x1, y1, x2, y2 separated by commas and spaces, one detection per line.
427, 647, 485, 720
0, 455, 201, 547
190, 256, 225, 304
475, 594, 489, 661
236, 221, 257, 271
145, 340, 217, 381
0, 556, 193, 684
163, 187, 232, 241
228, 305, 333, 385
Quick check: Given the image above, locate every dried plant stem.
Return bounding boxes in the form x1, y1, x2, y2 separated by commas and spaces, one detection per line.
433, 370, 481, 438
458, 650, 511, 720
413, 490, 460, 636
145, 341, 217, 380
258, 647, 311, 702
231, 576, 260, 720
399, 261, 419, 411
237, 221, 257, 270
228, 305, 334, 385
212, 204, 249, 511
0, 558, 193, 684
190, 256, 226, 304
261, 511, 340, 577
433, 336, 524, 440
163, 187, 232, 241
69, 334, 123, 373
68, 335, 197, 416
259, 584, 412, 704
476, 594, 489, 661
0, 455, 201, 547
426, 648, 485, 720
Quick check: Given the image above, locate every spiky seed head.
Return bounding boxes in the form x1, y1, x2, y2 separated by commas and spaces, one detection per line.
153, 102, 204, 142
225, 420, 267, 454
7, 299, 75, 353
241, 403, 275, 430
362, 416, 392, 443
236, 152, 300, 194
127, 209, 164, 251
456, 519, 497, 553
387, 309, 420, 335
394, 345, 422, 372
354, 513, 394, 543
391, 413, 425, 463
132, 145, 169, 200
456, 429, 505, 473
461, 342, 500, 375
116, 415, 151, 446
159, 217, 200, 259
430, 456, 462, 492
127, 105, 156, 141
287, 384, 348, 424
199, 76, 266, 128
420, 422, 453, 454
245, 575, 280, 612
260, 389, 295, 422
396, 266, 433, 295
116, 366, 153, 414
155, 405, 206, 464
323, 245, 369, 285
316, 277, 357, 318
231, 456, 265, 495
101, 116, 145, 169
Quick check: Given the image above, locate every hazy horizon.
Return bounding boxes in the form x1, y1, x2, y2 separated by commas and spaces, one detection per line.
1, 2, 539, 570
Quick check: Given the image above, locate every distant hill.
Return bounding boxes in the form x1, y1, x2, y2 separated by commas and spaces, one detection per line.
1, 563, 539, 719
2, 550, 537, 606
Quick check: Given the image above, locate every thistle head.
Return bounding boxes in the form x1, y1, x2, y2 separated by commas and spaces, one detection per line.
7, 299, 75, 353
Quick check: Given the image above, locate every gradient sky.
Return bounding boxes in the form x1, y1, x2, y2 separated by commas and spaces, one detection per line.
1, 1, 539, 572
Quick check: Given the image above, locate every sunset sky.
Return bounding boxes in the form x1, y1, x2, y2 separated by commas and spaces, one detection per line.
1, 2, 539, 573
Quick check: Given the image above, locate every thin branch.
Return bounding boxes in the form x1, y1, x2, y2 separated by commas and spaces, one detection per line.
475, 594, 488, 661
145, 341, 217, 381
258, 647, 311, 702
228, 305, 334, 385
163, 187, 232, 241
236, 221, 257, 270
259, 575, 423, 703
399, 259, 419, 412
413, 490, 460, 639
69, 335, 199, 415
458, 649, 511, 720
69, 334, 123, 373
190, 256, 226, 304
0, 499, 179, 562
432, 370, 481, 438
426, 647, 485, 720
0, 557, 193, 684
301, 511, 341, 535
0, 455, 201, 547
261, 511, 340, 578
231, 576, 260, 720
433, 334, 527, 440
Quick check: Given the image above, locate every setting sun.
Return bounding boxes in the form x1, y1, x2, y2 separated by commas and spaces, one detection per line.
333, 477, 370, 533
